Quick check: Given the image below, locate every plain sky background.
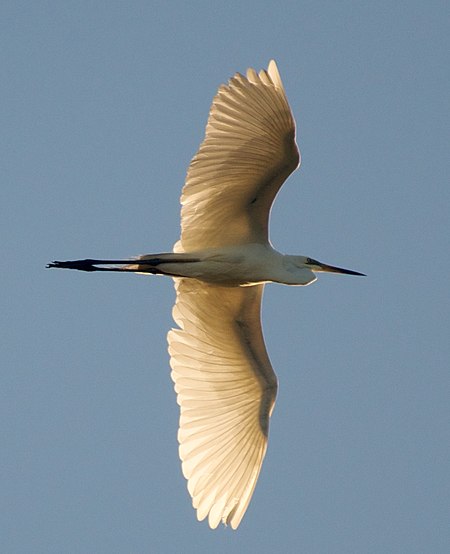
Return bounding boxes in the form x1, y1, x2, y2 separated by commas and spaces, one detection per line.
2, 1, 449, 553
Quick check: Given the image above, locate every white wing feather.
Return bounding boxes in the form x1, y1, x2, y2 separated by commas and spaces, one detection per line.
174, 60, 300, 252
168, 61, 294, 528
168, 279, 277, 529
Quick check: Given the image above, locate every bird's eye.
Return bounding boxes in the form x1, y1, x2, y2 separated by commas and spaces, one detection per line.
306, 257, 313, 264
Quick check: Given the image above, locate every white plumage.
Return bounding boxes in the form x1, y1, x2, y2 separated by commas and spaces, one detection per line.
48, 60, 363, 529
173, 60, 299, 252
169, 61, 296, 528
169, 280, 274, 529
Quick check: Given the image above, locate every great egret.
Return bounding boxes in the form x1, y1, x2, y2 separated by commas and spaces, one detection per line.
48, 60, 364, 529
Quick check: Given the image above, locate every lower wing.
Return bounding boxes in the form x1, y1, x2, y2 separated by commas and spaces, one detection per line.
168, 279, 277, 528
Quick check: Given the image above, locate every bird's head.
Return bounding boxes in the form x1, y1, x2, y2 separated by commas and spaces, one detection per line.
284, 255, 365, 286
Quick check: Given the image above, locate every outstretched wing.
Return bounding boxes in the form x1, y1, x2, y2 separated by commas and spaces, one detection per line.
168, 279, 277, 529
174, 60, 300, 253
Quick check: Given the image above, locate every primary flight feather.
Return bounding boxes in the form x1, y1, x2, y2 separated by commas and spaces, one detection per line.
48, 60, 364, 529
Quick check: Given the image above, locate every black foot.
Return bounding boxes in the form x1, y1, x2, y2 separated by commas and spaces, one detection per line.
46, 259, 97, 271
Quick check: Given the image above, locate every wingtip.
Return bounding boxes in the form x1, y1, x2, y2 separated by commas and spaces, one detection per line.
267, 60, 283, 90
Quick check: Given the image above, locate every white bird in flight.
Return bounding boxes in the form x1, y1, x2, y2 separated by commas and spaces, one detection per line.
48, 60, 364, 529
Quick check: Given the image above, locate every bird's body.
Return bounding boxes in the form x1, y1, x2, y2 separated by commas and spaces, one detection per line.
129, 244, 318, 286
48, 61, 363, 529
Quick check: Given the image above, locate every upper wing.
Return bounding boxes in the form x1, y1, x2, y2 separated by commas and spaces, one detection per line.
174, 60, 300, 253
168, 279, 277, 529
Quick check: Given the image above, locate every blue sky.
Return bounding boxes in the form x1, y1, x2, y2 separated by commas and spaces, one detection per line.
2, 1, 449, 552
